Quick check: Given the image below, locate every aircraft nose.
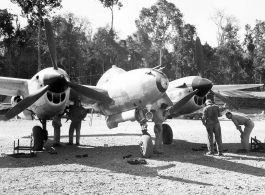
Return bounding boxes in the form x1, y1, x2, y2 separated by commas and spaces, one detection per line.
155, 70, 169, 93
43, 72, 68, 93
192, 77, 213, 97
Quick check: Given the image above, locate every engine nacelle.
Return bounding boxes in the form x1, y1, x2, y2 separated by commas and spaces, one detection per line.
11, 96, 23, 107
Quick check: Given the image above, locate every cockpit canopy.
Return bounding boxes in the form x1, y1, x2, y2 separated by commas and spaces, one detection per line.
97, 65, 126, 87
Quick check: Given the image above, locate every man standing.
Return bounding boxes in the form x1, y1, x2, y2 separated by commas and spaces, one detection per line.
52, 114, 63, 147
66, 98, 86, 146
68, 119, 82, 146
201, 99, 223, 156
152, 103, 169, 154
225, 111, 254, 153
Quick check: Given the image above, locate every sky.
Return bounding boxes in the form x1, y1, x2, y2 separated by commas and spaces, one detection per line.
1, 0, 265, 47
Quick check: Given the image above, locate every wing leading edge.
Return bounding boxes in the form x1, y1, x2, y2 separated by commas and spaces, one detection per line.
212, 84, 263, 92
0, 77, 29, 97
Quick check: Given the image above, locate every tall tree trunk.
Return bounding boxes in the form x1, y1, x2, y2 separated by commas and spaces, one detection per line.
159, 48, 162, 66
111, 4, 113, 31
37, 16, 42, 71
8, 47, 11, 76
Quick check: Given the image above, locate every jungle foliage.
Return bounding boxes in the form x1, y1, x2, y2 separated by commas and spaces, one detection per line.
0, 0, 265, 86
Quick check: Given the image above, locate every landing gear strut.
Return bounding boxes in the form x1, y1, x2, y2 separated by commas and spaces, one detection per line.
32, 119, 48, 151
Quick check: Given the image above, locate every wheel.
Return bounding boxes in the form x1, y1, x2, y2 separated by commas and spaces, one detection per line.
32, 126, 44, 151
162, 123, 173, 145
139, 135, 153, 158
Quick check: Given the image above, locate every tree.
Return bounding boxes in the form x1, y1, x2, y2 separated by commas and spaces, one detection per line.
91, 26, 127, 73
173, 23, 197, 78
214, 23, 244, 84
210, 8, 239, 46
241, 24, 255, 83
52, 13, 93, 84
126, 29, 152, 68
0, 9, 18, 76
135, 0, 183, 67
11, 0, 62, 71
98, 0, 123, 36
252, 20, 265, 83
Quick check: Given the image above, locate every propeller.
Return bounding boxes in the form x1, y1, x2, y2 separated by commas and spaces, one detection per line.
67, 82, 113, 105
44, 18, 58, 70
4, 85, 51, 120
44, 18, 113, 104
195, 37, 204, 78
169, 89, 198, 115
195, 36, 239, 110
4, 19, 114, 120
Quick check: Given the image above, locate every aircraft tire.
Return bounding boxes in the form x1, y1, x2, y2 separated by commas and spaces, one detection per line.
162, 123, 173, 145
33, 126, 44, 151
139, 135, 153, 158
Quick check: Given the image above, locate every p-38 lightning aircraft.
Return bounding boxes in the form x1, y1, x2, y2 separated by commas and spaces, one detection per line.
0, 19, 262, 158
0, 19, 204, 158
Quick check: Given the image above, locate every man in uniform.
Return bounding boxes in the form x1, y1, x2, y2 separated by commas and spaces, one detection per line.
68, 119, 82, 146
66, 98, 86, 146
52, 113, 63, 147
225, 111, 254, 153
201, 99, 223, 156
152, 103, 169, 154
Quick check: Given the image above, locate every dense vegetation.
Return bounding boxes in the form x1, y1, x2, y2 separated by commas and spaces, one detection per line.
0, 0, 265, 86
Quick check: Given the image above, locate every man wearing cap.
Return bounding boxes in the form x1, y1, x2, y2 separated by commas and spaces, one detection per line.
225, 112, 254, 153
202, 99, 223, 156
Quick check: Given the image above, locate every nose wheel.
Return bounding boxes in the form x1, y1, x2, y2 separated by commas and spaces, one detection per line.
32, 119, 48, 151
139, 134, 153, 158
32, 126, 44, 151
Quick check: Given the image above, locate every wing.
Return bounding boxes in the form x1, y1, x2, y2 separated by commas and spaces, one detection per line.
0, 103, 12, 110
69, 85, 110, 105
0, 77, 29, 97
212, 84, 263, 92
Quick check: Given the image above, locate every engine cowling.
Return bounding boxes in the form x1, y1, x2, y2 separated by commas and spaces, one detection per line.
11, 96, 23, 107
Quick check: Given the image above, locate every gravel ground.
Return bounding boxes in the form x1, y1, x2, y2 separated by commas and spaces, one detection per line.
1, 114, 265, 195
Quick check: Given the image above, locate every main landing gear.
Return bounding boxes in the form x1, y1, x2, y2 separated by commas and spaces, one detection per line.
32, 119, 48, 151
139, 123, 173, 158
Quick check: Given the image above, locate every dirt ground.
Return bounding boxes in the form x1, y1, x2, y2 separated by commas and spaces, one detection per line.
1, 110, 265, 195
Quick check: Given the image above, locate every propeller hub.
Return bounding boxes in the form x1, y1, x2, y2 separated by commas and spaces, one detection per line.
192, 77, 213, 97
43, 72, 68, 93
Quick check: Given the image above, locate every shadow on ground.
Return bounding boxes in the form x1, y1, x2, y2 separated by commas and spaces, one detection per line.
1, 134, 265, 187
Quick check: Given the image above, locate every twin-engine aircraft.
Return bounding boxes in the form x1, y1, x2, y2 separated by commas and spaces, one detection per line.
0, 19, 262, 158
0, 19, 176, 157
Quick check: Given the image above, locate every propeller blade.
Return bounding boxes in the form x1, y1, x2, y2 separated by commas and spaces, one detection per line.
211, 90, 239, 110
169, 89, 198, 115
67, 82, 114, 105
44, 18, 58, 70
195, 37, 204, 77
5, 85, 51, 120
